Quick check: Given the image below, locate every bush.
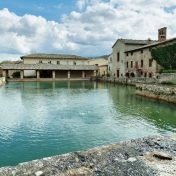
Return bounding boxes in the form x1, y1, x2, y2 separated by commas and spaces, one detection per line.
151, 43, 176, 69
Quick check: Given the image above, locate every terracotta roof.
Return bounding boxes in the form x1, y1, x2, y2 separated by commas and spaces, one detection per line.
125, 37, 176, 53
1, 63, 98, 71
112, 39, 155, 48
21, 54, 89, 60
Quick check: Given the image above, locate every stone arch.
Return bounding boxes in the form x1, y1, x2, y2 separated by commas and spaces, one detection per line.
130, 72, 135, 77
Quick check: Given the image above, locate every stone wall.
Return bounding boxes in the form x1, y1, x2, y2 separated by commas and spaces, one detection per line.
23, 58, 90, 66
0, 136, 176, 176
136, 83, 176, 104
103, 77, 158, 85
0, 77, 5, 86
103, 73, 176, 86
157, 73, 176, 83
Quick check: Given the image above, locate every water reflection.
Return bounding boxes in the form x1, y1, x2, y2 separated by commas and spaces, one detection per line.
0, 81, 176, 167
109, 84, 176, 133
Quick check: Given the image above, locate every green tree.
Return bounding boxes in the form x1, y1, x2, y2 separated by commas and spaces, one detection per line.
151, 43, 176, 69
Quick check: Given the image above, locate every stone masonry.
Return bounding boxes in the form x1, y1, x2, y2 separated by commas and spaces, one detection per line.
0, 136, 176, 176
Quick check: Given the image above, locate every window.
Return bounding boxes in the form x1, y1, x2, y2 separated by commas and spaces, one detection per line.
48, 61, 51, 64
74, 61, 76, 65
117, 70, 120, 77
141, 50, 143, 53
126, 61, 128, 68
135, 61, 138, 68
117, 52, 120, 62
131, 61, 133, 68
57, 61, 60, 65
109, 67, 111, 71
131, 52, 133, 56
149, 73, 152, 78
149, 59, 153, 67
126, 53, 129, 56
39, 60, 42, 64
141, 60, 143, 67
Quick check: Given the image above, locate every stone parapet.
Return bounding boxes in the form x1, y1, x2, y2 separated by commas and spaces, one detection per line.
102, 73, 176, 85
102, 77, 158, 85
0, 136, 176, 175
157, 73, 176, 83
136, 84, 176, 104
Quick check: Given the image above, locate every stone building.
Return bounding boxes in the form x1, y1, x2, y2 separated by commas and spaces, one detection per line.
107, 54, 113, 77
125, 28, 176, 78
112, 39, 151, 78
1, 54, 98, 81
89, 58, 108, 77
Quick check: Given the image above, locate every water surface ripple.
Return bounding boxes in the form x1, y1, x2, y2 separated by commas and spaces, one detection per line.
0, 81, 176, 167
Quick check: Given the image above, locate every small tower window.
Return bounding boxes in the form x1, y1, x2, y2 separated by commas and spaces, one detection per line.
57, 61, 60, 65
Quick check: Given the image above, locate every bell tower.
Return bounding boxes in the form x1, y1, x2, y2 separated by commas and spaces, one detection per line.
158, 27, 167, 42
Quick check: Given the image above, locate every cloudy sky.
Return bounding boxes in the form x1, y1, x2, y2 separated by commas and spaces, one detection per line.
0, 0, 176, 61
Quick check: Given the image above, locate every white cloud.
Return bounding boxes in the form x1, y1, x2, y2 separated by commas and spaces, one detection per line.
0, 0, 176, 61
77, 0, 89, 10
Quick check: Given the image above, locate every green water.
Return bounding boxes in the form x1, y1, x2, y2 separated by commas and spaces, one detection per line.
0, 81, 176, 167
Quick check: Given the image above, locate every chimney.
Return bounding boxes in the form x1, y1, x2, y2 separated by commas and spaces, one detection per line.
158, 27, 167, 42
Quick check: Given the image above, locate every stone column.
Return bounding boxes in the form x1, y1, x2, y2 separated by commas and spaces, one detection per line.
94, 70, 97, 77
2, 70, 7, 78
37, 70, 40, 79
20, 70, 24, 79
82, 71, 85, 79
68, 71, 70, 79
52, 70, 55, 80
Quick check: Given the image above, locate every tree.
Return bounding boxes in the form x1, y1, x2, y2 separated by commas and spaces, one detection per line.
151, 43, 176, 69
